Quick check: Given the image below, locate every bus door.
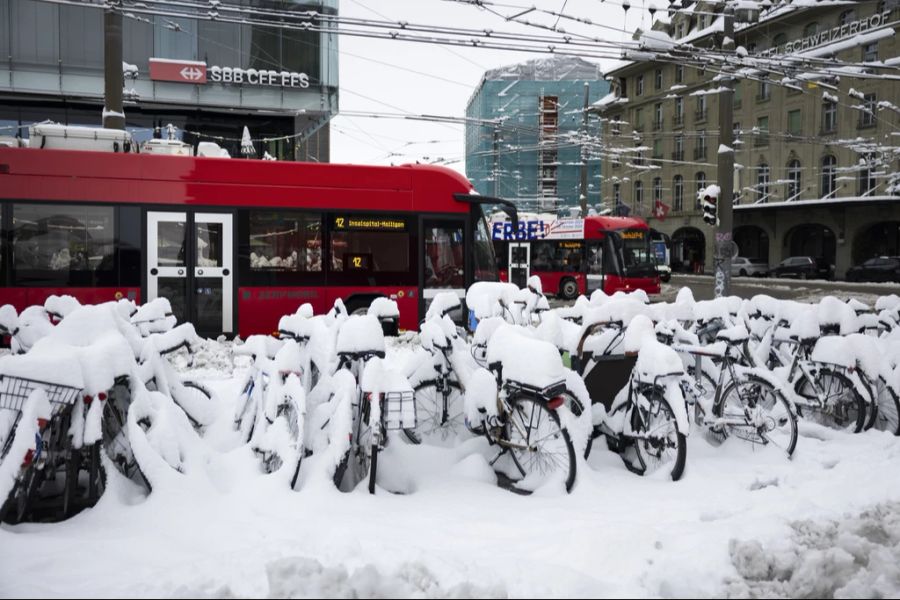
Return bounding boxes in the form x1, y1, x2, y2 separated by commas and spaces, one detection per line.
585, 240, 604, 295
147, 211, 234, 335
422, 219, 466, 318
508, 242, 530, 287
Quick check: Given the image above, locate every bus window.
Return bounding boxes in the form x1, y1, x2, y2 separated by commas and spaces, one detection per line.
620, 229, 657, 278
473, 211, 499, 282
12, 203, 116, 286
424, 223, 464, 288
586, 242, 603, 275
556, 241, 584, 272
329, 215, 410, 273
248, 211, 322, 272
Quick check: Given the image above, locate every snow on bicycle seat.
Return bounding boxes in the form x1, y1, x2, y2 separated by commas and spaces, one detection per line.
486, 324, 565, 392
466, 282, 519, 320
715, 324, 750, 344
336, 315, 386, 356
672, 342, 726, 358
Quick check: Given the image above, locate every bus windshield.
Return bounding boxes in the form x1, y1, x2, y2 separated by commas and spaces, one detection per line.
618, 229, 657, 278
473, 207, 499, 282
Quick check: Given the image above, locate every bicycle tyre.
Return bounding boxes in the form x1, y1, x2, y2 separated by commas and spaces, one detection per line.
871, 380, 900, 436
715, 374, 798, 457
504, 395, 577, 493
794, 368, 867, 433
629, 388, 687, 481
368, 444, 378, 495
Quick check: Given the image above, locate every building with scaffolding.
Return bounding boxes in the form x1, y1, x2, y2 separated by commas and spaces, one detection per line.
465, 56, 608, 215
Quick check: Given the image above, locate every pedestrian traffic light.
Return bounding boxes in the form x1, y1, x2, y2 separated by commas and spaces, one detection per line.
702, 193, 718, 226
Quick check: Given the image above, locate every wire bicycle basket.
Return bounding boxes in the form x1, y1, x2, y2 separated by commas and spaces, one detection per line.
0, 374, 82, 415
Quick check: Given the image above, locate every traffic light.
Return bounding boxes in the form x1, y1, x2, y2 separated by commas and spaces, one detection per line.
702, 193, 718, 226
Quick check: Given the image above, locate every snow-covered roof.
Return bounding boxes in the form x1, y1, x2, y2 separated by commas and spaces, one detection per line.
481, 55, 602, 82
735, 195, 900, 210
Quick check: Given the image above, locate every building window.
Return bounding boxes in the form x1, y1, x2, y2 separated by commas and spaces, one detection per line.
859, 93, 876, 127
653, 138, 663, 159
654, 103, 663, 130
696, 95, 707, 121
822, 99, 837, 133
634, 181, 644, 214
613, 183, 621, 208
733, 82, 742, 108
757, 79, 771, 101
249, 211, 322, 272
821, 155, 837, 198
674, 97, 684, 126
655, 69, 663, 90
859, 157, 877, 196
636, 75, 644, 96
675, 64, 684, 83
773, 33, 787, 49
695, 172, 706, 209
757, 163, 770, 202
786, 159, 802, 200
673, 135, 684, 161
863, 42, 878, 62
755, 116, 769, 146
787, 109, 802, 136
674, 175, 684, 212
653, 177, 662, 203
634, 107, 644, 131
803, 22, 819, 37
695, 130, 707, 160
839, 9, 856, 27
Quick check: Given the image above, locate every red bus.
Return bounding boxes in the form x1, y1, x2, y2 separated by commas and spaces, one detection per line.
0, 147, 509, 336
491, 215, 660, 299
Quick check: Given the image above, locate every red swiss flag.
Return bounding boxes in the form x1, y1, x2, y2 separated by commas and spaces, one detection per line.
653, 200, 671, 221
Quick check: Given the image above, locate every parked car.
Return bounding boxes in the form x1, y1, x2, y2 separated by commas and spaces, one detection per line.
731, 257, 768, 277
657, 264, 672, 283
769, 256, 833, 280
845, 256, 900, 283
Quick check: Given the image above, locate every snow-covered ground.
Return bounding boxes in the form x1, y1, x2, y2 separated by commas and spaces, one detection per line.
3, 336, 900, 598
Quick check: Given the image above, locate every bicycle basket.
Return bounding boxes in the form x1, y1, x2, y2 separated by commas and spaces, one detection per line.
383, 390, 416, 431
0, 375, 82, 415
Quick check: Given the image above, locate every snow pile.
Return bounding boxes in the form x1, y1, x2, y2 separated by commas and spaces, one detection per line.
727, 502, 900, 598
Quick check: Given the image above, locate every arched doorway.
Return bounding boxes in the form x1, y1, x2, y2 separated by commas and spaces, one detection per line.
671, 227, 706, 273
734, 225, 769, 261
852, 222, 900, 265
784, 224, 835, 265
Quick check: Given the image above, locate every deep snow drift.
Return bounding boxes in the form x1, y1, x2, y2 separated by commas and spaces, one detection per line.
2, 335, 900, 598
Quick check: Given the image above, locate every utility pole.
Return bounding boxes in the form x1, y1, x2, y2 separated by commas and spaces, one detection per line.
579, 82, 590, 217
103, 1, 126, 130
714, 6, 735, 297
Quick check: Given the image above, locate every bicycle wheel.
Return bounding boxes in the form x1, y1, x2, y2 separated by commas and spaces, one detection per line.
794, 368, 867, 433
100, 383, 151, 493
871, 380, 900, 436
402, 380, 465, 445
333, 397, 375, 492
714, 375, 798, 457
504, 396, 576, 493
628, 389, 687, 481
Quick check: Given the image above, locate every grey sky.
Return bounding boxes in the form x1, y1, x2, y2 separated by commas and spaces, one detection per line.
330, 0, 651, 173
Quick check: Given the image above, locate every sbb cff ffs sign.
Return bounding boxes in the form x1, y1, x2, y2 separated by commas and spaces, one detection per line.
148, 58, 311, 88
149, 59, 207, 84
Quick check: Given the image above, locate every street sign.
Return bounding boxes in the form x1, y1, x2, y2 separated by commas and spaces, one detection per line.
149, 59, 208, 84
